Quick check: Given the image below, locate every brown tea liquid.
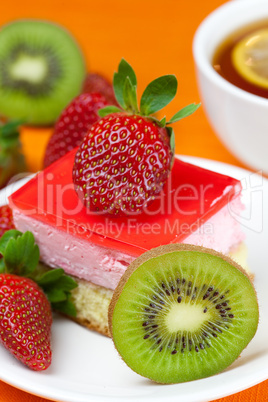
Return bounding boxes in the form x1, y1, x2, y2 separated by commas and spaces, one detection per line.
212, 19, 268, 98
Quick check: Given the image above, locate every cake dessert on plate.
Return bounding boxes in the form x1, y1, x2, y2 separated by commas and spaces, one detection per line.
8, 148, 247, 336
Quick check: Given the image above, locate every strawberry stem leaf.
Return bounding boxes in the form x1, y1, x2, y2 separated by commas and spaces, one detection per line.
4, 231, 39, 276
45, 287, 67, 303
0, 259, 5, 274
0, 229, 22, 255
35, 267, 65, 286
140, 75, 177, 116
0, 230, 78, 317
166, 126, 175, 155
0, 120, 24, 136
113, 59, 137, 108
123, 77, 139, 113
52, 274, 77, 292
98, 105, 122, 117
0, 120, 22, 150
167, 103, 201, 124
0, 120, 27, 188
53, 294, 77, 317
34, 266, 78, 316
159, 117, 166, 127
101, 59, 200, 158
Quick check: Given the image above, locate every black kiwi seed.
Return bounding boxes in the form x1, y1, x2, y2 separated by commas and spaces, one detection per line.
144, 334, 149, 339
141, 275, 237, 356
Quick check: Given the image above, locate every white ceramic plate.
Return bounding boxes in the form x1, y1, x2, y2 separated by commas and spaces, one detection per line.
0, 157, 267, 402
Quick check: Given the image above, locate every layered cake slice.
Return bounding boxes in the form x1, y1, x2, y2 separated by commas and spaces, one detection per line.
9, 148, 246, 336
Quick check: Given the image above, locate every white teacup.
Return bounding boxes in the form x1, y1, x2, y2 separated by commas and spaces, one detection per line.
193, 0, 268, 174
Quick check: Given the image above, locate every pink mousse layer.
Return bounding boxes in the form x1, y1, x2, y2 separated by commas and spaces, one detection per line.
13, 196, 245, 290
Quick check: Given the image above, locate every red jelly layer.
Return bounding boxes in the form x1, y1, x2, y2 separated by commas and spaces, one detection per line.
9, 148, 241, 256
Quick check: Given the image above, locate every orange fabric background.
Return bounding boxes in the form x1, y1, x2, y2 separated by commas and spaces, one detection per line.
0, 0, 267, 401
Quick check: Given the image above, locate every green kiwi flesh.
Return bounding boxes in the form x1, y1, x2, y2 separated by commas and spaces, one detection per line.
0, 20, 86, 125
109, 244, 259, 384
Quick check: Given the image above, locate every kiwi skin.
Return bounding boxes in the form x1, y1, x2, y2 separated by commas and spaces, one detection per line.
108, 243, 259, 383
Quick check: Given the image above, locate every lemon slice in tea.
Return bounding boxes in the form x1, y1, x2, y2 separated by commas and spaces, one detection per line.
232, 28, 268, 89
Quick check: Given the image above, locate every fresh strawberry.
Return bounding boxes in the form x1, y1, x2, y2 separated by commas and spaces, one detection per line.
0, 121, 26, 189
82, 73, 117, 105
0, 205, 15, 237
73, 113, 172, 215
43, 92, 108, 168
0, 230, 78, 370
73, 59, 200, 216
0, 274, 52, 370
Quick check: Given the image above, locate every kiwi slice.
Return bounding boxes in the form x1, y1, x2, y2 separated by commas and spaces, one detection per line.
0, 20, 86, 125
109, 244, 259, 384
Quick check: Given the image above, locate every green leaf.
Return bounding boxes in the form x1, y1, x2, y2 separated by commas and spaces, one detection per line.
0, 120, 23, 137
113, 59, 137, 108
147, 116, 166, 127
0, 120, 23, 151
123, 77, 138, 113
0, 136, 19, 150
4, 238, 20, 274
35, 265, 77, 307
167, 127, 175, 155
36, 268, 65, 286
53, 275, 78, 292
4, 231, 39, 276
140, 75, 177, 116
52, 294, 77, 317
98, 105, 122, 117
45, 287, 67, 303
159, 116, 166, 127
0, 227, 78, 317
31, 263, 77, 316
0, 229, 22, 255
167, 103, 201, 124
0, 259, 5, 273
166, 126, 176, 169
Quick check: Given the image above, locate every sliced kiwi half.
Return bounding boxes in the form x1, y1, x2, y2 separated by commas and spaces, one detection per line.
109, 244, 259, 384
0, 19, 86, 125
